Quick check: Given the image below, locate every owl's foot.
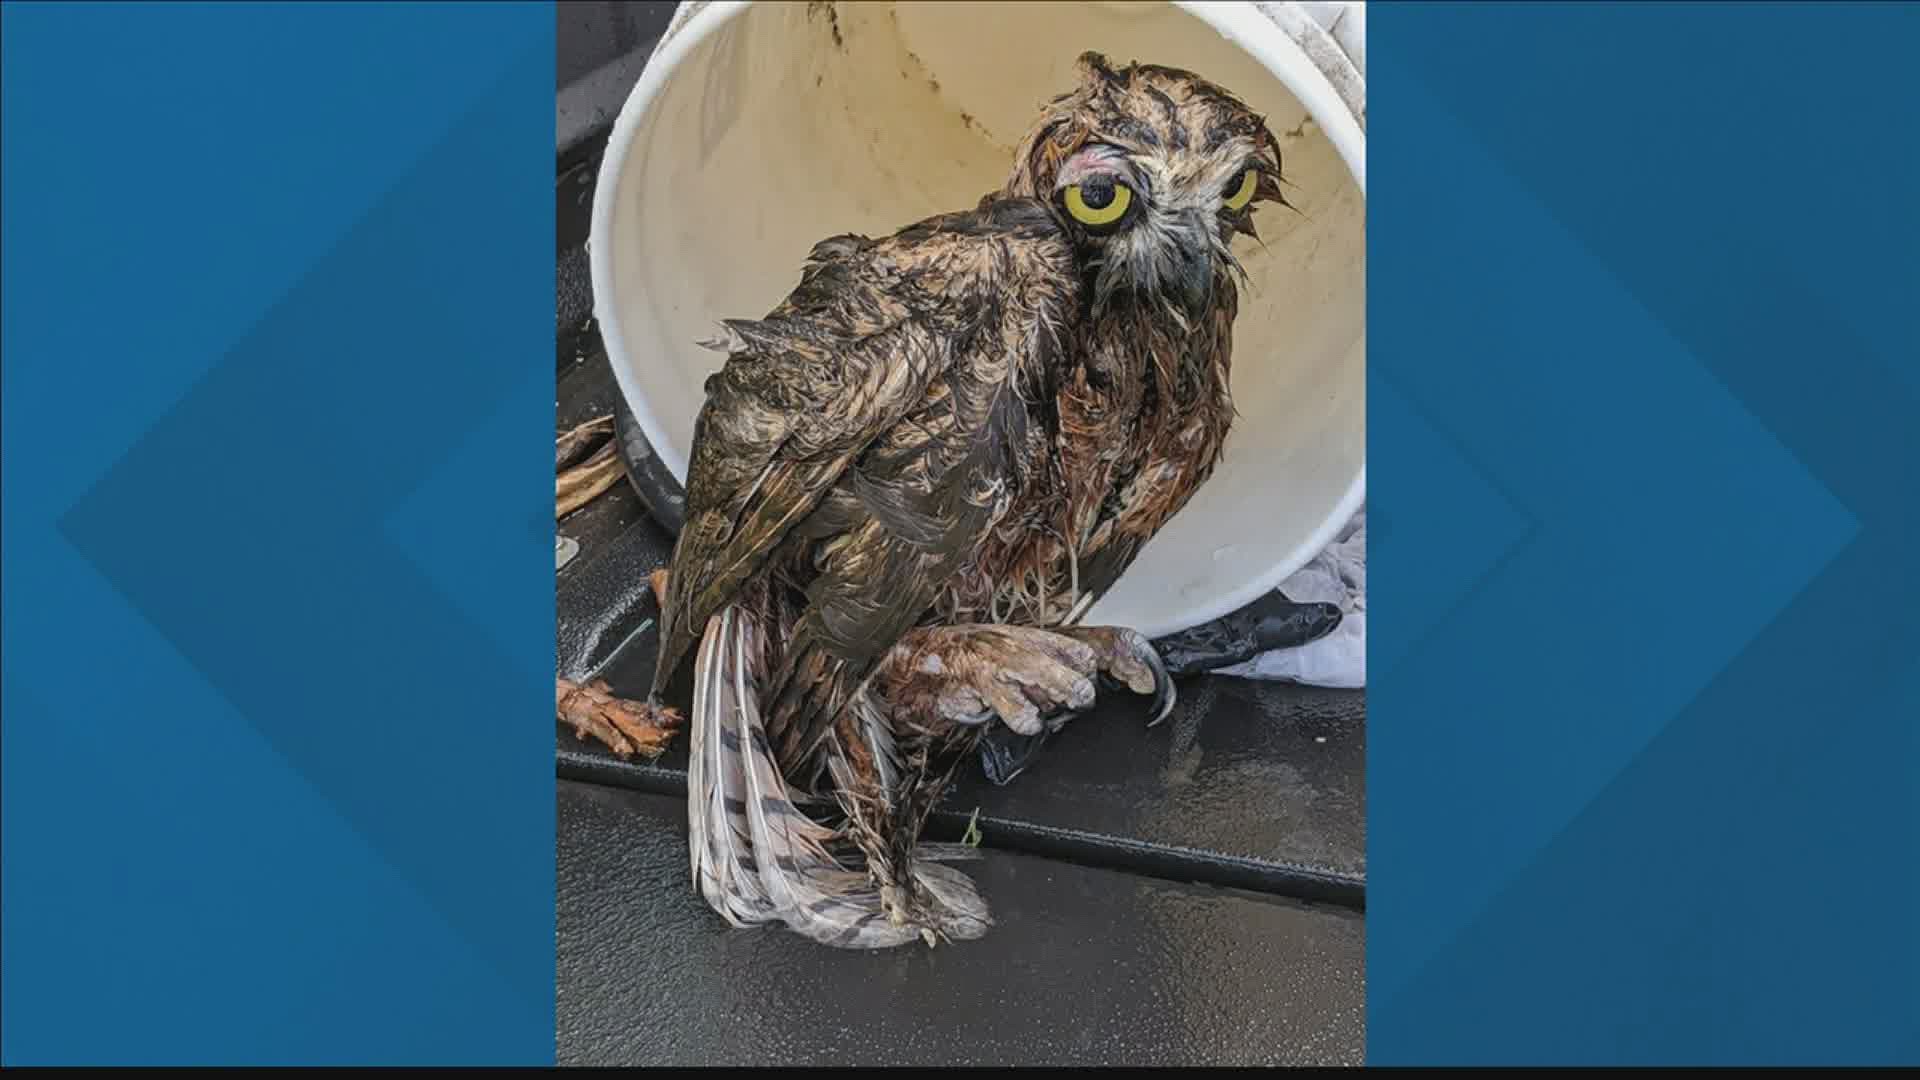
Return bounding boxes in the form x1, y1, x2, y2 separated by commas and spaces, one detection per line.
880, 623, 1173, 739
882, 624, 1099, 737
556, 677, 682, 758
877, 623, 1173, 787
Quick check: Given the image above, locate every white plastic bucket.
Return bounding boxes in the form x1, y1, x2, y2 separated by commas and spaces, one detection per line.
591, 1, 1366, 639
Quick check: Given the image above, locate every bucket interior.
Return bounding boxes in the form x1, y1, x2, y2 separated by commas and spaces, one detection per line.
602, 0, 1365, 636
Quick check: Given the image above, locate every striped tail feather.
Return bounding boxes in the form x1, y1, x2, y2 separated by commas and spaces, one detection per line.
686, 607, 772, 927
687, 605, 940, 949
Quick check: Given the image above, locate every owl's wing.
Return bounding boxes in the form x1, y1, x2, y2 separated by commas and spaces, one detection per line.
649, 199, 1079, 702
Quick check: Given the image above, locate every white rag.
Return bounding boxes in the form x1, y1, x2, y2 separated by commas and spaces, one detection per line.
1218, 506, 1366, 688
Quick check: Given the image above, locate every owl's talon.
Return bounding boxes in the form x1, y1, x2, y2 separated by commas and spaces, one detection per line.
1113, 629, 1176, 727
1059, 626, 1176, 727
1142, 645, 1176, 727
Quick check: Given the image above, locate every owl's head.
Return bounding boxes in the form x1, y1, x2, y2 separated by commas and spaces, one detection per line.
1003, 52, 1288, 318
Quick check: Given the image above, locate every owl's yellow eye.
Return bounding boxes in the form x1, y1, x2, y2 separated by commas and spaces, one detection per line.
1223, 168, 1259, 212
1063, 177, 1133, 227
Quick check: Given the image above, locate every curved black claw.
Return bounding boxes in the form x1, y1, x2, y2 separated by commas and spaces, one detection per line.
1088, 631, 1176, 726
1138, 634, 1176, 728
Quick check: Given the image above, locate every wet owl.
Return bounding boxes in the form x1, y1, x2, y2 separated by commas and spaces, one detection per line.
603, 52, 1288, 947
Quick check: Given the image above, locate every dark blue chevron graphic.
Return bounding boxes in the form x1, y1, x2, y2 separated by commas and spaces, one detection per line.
4, 4, 556, 1064
1371, 4, 1919, 1064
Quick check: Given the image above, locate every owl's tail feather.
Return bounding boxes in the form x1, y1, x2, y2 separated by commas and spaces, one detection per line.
823, 696, 993, 946
688, 605, 953, 949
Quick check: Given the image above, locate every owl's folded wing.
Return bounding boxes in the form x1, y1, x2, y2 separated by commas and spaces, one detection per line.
649, 198, 1081, 700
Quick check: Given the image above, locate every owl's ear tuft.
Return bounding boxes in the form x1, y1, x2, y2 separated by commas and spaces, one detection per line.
1076, 51, 1125, 86
1005, 116, 1090, 199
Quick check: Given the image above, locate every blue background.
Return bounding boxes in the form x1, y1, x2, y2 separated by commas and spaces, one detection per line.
2, 1, 555, 1065
1370, 1, 1918, 1065
2, 0, 1915, 1067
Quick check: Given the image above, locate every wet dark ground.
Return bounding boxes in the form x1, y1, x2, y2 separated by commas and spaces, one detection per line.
558, 781, 1363, 1067
555, 13, 1364, 1063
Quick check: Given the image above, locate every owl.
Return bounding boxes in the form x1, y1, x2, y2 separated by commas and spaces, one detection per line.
572, 52, 1288, 948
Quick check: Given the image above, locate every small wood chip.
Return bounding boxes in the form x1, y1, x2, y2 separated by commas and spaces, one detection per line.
556, 439, 624, 519
556, 677, 683, 758
556, 414, 615, 472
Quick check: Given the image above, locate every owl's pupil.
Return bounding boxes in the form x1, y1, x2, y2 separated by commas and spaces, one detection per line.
1079, 176, 1116, 210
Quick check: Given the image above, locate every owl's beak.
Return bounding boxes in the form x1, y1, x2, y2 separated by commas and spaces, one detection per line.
1172, 210, 1215, 320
